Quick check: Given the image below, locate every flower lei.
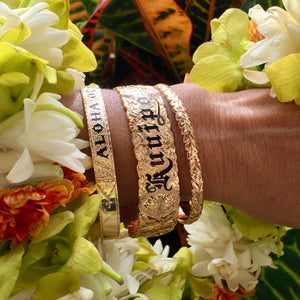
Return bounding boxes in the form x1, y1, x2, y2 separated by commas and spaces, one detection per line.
0, 1, 295, 300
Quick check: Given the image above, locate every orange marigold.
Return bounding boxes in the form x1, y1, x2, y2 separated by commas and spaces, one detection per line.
0, 171, 95, 245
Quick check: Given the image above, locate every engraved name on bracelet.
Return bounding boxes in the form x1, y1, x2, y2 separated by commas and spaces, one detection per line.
137, 97, 173, 194
114, 85, 180, 237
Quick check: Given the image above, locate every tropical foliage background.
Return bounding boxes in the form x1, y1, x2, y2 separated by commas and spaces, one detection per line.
69, 0, 299, 299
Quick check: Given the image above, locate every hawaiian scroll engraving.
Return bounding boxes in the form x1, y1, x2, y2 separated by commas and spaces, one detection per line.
114, 85, 180, 237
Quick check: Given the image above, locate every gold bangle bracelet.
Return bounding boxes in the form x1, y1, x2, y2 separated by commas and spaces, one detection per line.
154, 83, 204, 224
114, 85, 180, 237
81, 84, 120, 239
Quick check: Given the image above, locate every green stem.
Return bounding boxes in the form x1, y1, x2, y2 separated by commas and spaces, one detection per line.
94, 273, 112, 296
18, 0, 31, 8
100, 261, 124, 285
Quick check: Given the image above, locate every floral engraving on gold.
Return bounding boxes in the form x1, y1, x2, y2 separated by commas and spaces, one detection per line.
155, 83, 204, 223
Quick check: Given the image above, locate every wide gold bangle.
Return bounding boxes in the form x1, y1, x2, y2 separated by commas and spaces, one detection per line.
114, 85, 180, 237
154, 83, 204, 223
81, 84, 120, 239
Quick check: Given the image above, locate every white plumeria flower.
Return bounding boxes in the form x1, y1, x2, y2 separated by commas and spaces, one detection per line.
185, 202, 277, 292
240, 0, 300, 95
0, 1, 69, 68
0, 92, 90, 186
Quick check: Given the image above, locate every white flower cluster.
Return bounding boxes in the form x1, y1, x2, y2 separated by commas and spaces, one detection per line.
185, 202, 278, 292
240, 0, 300, 96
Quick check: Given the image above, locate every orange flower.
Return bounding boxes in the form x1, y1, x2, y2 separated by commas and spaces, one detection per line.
207, 284, 242, 300
61, 166, 96, 201
0, 171, 95, 245
207, 284, 256, 300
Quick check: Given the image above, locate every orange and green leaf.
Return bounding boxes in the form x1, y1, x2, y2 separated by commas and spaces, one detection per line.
80, 0, 113, 48
133, 0, 193, 81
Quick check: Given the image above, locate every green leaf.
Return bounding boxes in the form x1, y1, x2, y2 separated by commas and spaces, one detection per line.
80, 0, 98, 15
99, 0, 156, 55
30, 272, 80, 300
0, 246, 25, 300
243, 229, 300, 299
88, 28, 113, 84
241, 0, 283, 11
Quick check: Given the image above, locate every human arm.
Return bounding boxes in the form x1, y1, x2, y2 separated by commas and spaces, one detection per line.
61, 83, 300, 228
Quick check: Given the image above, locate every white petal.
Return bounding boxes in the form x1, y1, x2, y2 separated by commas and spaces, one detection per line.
0, 14, 21, 36
20, 2, 49, 22
35, 92, 61, 105
73, 138, 90, 150
0, 149, 23, 173
23, 98, 36, 132
66, 69, 85, 89
243, 69, 269, 84
27, 138, 77, 156
0, 2, 16, 16
226, 275, 240, 292
191, 260, 211, 277
57, 287, 94, 300
223, 240, 238, 265
126, 275, 139, 295
237, 270, 258, 292
248, 5, 269, 26
236, 249, 252, 269
283, 0, 300, 23
240, 39, 272, 67
7, 289, 35, 300
6, 147, 34, 183
25, 10, 59, 32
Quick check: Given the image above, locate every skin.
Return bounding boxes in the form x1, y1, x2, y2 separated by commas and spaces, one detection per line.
61, 83, 300, 229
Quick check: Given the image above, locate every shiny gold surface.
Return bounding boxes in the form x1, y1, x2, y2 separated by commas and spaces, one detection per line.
114, 85, 180, 237
155, 83, 204, 224
81, 84, 120, 239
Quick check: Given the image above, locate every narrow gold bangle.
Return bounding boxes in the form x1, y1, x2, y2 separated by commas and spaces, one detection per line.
114, 85, 180, 237
81, 84, 120, 239
154, 83, 204, 224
